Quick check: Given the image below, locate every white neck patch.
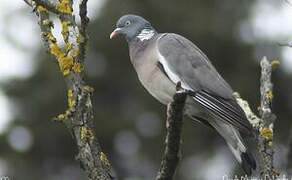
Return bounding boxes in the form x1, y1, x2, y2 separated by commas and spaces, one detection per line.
137, 29, 155, 41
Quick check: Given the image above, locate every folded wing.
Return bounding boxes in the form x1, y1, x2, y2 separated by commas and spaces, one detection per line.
156, 33, 253, 135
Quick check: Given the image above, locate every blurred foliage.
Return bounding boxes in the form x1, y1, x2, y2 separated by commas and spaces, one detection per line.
1, 0, 292, 180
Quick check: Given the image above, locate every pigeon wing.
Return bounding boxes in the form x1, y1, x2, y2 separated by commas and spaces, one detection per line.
156, 33, 253, 135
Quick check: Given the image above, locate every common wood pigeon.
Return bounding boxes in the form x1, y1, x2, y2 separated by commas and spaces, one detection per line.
110, 14, 256, 175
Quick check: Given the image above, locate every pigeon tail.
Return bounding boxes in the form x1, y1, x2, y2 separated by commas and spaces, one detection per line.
226, 135, 256, 176
189, 113, 256, 175
241, 151, 257, 176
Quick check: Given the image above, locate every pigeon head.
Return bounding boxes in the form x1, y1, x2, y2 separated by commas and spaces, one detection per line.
110, 15, 157, 42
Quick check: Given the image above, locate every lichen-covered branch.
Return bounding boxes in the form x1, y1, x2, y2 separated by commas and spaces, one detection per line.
24, 0, 114, 179
258, 56, 278, 179
234, 56, 278, 178
233, 92, 261, 129
156, 89, 187, 180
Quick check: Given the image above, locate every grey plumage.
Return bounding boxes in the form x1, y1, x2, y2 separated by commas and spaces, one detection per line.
157, 33, 253, 135
110, 14, 256, 175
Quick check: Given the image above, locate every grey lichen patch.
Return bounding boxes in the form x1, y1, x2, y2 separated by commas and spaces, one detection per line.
233, 92, 261, 128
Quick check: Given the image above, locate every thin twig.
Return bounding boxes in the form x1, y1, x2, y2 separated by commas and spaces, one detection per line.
78, 0, 89, 60
156, 89, 187, 180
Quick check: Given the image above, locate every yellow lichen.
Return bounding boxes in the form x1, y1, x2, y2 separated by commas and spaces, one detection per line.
83, 85, 94, 93
58, 56, 74, 76
50, 43, 64, 57
77, 34, 85, 44
36, 5, 48, 13
266, 90, 274, 101
260, 127, 273, 140
71, 48, 80, 58
80, 127, 94, 140
65, 43, 73, 52
54, 110, 71, 122
42, 25, 81, 77
271, 60, 280, 70
42, 19, 53, 27
46, 32, 57, 43
61, 21, 70, 41
100, 152, 111, 167
58, 113, 66, 119
49, 43, 80, 76
57, 0, 73, 14
72, 63, 83, 73
47, 34, 75, 76
67, 89, 75, 108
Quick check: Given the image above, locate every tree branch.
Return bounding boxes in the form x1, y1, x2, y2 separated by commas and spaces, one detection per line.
24, 0, 114, 179
156, 89, 187, 180
257, 56, 278, 179
235, 56, 278, 178
25, 0, 60, 15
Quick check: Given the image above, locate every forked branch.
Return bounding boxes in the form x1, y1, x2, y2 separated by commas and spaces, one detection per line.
24, 0, 114, 179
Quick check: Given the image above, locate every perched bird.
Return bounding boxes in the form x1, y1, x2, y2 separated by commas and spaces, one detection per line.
110, 14, 256, 175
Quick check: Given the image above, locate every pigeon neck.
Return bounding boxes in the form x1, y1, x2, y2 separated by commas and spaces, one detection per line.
136, 28, 157, 42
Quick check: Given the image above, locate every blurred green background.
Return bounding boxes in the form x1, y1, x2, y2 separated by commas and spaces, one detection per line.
0, 0, 292, 179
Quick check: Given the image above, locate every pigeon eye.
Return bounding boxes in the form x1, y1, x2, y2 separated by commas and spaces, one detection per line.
125, 21, 131, 26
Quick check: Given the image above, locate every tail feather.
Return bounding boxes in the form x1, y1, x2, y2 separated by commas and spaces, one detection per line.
191, 114, 257, 175
224, 126, 257, 176
228, 142, 256, 175
241, 151, 256, 175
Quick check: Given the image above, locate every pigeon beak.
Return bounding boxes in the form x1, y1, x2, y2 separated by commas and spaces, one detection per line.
110, 28, 122, 39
